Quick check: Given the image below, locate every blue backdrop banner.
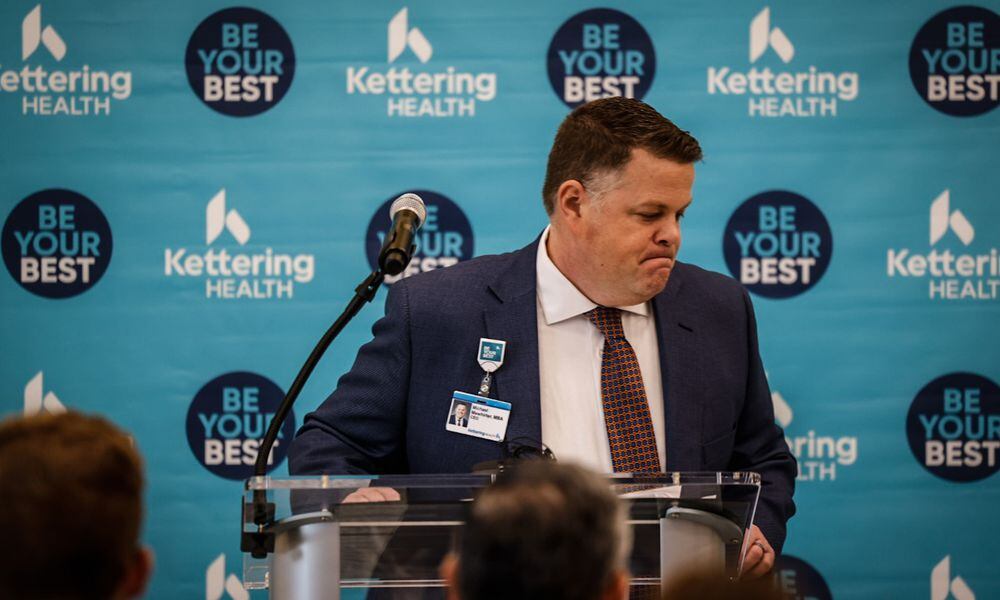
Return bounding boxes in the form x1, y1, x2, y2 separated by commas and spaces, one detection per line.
2, 1, 998, 598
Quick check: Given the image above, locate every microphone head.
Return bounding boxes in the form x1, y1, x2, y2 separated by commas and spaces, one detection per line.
389, 193, 426, 227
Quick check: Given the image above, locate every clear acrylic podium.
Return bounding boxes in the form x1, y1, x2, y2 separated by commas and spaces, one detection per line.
241, 472, 761, 598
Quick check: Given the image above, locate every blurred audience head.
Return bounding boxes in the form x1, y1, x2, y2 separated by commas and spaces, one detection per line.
0, 411, 151, 600
443, 460, 631, 600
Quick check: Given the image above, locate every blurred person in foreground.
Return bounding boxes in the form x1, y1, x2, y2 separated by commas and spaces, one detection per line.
441, 460, 631, 600
0, 411, 152, 600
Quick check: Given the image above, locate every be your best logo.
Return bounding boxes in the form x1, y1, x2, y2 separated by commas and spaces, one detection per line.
909, 5, 999, 117
774, 555, 832, 600
1, 4, 133, 116
163, 189, 315, 300
364, 190, 474, 284
185, 371, 295, 480
2, 189, 112, 298
707, 7, 859, 117
722, 190, 833, 299
346, 7, 497, 118
907, 372, 1000, 483
185, 7, 295, 117
547, 8, 655, 109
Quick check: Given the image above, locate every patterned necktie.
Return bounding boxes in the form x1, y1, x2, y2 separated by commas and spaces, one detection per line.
587, 306, 662, 474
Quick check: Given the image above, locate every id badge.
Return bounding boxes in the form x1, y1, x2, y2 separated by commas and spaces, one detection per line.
445, 390, 511, 442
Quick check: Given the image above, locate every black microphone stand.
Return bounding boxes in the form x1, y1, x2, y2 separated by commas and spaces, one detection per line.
241, 269, 385, 558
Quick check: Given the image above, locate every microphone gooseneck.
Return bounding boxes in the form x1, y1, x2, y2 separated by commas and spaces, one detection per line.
242, 193, 425, 559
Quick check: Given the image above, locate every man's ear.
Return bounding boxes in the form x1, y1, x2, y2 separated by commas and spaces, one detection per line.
602, 569, 630, 600
440, 553, 462, 600
554, 179, 587, 224
116, 545, 154, 599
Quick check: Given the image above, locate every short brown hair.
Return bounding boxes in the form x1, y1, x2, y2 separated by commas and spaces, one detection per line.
456, 461, 629, 600
542, 97, 703, 214
0, 412, 144, 600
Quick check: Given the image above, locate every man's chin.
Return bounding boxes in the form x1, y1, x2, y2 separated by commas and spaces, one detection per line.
629, 273, 671, 304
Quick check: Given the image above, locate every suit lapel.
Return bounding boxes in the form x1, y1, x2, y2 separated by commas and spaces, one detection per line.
483, 239, 542, 443
475, 241, 704, 464
653, 265, 703, 471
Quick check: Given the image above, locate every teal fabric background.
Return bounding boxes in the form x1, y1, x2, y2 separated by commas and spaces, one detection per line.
2, 1, 998, 597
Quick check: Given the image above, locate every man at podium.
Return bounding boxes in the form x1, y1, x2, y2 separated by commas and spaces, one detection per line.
289, 97, 796, 577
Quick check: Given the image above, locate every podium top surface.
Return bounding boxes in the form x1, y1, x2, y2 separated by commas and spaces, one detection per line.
245, 471, 761, 491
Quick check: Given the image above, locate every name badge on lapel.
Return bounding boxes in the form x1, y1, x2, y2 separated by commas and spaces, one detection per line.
446, 391, 512, 442
445, 338, 511, 442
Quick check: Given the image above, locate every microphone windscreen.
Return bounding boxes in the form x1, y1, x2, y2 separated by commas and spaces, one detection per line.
389, 193, 426, 226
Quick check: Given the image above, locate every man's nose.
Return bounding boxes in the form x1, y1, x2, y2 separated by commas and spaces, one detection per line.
654, 218, 681, 247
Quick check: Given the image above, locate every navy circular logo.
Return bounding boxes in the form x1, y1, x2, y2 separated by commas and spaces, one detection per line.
722, 190, 833, 299
2, 189, 112, 299
185, 7, 296, 117
185, 371, 295, 480
906, 372, 1000, 483
909, 5, 999, 117
774, 555, 832, 600
547, 8, 656, 109
365, 190, 474, 285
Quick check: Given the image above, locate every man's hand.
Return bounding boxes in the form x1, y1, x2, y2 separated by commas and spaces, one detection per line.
342, 487, 401, 503
740, 525, 775, 579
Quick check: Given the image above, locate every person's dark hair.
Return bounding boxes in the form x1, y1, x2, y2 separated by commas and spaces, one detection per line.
0, 411, 144, 600
542, 97, 703, 214
455, 460, 629, 600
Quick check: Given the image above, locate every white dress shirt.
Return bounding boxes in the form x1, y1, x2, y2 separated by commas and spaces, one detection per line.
536, 226, 666, 473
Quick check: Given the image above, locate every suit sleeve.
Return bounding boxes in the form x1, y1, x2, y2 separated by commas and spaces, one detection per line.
287, 279, 413, 475
732, 288, 797, 554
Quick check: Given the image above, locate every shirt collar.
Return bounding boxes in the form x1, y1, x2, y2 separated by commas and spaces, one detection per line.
535, 226, 649, 326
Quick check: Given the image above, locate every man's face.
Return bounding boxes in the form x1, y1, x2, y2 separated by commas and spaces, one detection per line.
573, 148, 694, 306
455, 405, 467, 420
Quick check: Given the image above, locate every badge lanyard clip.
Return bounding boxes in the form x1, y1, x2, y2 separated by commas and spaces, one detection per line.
477, 338, 507, 398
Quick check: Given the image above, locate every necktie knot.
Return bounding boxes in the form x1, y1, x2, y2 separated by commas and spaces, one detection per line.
587, 306, 626, 342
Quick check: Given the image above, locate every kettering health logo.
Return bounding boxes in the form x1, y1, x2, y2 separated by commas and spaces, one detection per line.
2, 189, 113, 298
707, 7, 859, 117
24, 371, 66, 416
772, 382, 857, 482
365, 190, 474, 284
186, 371, 295, 481
1, 4, 133, 115
185, 7, 295, 116
886, 190, 998, 301
163, 189, 315, 300
547, 8, 655, 109
907, 372, 1000, 483
206, 553, 247, 600
346, 7, 497, 118
909, 6, 999, 117
722, 190, 833, 299
932, 556, 976, 600
775, 555, 833, 600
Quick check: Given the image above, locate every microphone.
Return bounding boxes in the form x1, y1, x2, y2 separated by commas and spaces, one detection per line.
244, 194, 427, 559
378, 193, 426, 276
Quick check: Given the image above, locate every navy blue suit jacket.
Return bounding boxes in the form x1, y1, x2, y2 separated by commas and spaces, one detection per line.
289, 238, 797, 552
